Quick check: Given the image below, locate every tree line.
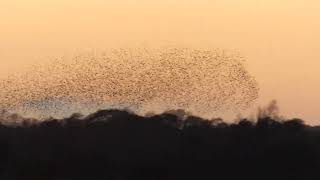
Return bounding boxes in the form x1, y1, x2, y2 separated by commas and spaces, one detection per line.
0, 108, 319, 180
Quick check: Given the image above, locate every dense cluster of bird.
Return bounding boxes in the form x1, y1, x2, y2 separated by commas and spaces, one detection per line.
0, 48, 259, 118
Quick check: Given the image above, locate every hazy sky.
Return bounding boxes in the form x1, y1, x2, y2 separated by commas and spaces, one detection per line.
0, 0, 320, 124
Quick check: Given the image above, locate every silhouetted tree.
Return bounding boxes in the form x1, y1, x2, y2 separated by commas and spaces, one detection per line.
0, 109, 318, 180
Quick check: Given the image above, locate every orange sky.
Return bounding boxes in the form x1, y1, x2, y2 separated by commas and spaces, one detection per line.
0, 0, 320, 124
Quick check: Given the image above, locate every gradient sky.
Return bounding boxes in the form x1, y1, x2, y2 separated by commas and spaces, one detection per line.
0, 0, 319, 124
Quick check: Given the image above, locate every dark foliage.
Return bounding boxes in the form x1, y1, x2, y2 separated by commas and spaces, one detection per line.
0, 109, 318, 180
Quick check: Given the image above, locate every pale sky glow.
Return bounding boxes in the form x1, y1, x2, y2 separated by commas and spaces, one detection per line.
0, 0, 320, 124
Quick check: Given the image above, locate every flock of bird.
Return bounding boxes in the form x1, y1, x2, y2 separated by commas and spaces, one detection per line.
0, 48, 259, 119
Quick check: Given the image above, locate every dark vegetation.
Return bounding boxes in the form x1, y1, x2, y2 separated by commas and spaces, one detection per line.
0, 108, 319, 180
